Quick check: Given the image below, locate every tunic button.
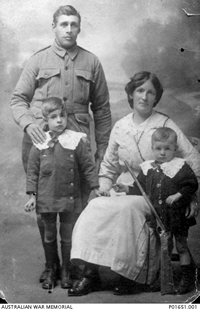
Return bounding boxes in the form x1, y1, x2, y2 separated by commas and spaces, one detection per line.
70, 154, 73, 158
70, 196, 73, 200
70, 169, 73, 172
158, 199, 162, 205
70, 182, 74, 186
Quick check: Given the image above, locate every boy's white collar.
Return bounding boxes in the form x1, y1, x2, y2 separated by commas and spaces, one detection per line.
34, 129, 87, 150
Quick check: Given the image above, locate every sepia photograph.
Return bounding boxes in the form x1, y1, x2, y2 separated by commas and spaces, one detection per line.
0, 0, 200, 306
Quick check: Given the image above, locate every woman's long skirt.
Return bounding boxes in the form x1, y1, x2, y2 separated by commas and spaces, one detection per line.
71, 195, 160, 284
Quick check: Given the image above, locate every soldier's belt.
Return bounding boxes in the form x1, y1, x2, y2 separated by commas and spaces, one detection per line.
65, 103, 89, 114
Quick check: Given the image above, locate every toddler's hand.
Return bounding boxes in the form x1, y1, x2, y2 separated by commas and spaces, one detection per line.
24, 197, 36, 212
113, 183, 129, 194
94, 188, 110, 197
166, 192, 182, 206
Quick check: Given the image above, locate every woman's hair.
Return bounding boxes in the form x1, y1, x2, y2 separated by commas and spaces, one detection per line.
125, 71, 163, 108
152, 127, 177, 145
53, 5, 81, 25
42, 97, 67, 119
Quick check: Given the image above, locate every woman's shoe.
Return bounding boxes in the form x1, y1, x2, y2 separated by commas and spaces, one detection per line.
42, 268, 57, 290
113, 276, 135, 295
113, 284, 135, 295
68, 264, 101, 296
68, 277, 93, 296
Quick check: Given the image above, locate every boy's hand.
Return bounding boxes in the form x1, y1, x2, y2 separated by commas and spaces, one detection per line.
166, 192, 182, 206
24, 197, 36, 212
113, 183, 129, 194
94, 188, 110, 197
186, 200, 199, 218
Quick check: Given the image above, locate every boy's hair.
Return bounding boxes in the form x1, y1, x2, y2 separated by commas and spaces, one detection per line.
152, 127, 177, 145
53, 5, 81, 25
41, 97, 67, 119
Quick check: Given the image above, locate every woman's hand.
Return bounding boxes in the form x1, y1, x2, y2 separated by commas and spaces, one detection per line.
94, 188, 110, 197
24, 196, 36, 212
113, 183, 129, 194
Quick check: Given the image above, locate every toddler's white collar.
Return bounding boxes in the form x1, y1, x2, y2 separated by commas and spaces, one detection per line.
140, 157, 186, 178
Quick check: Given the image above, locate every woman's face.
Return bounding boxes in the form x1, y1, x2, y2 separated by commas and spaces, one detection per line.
131, 80, 157, 117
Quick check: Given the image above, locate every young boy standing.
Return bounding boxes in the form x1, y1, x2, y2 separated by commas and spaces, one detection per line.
117, 127, 198, 294
24, 97, 106, 290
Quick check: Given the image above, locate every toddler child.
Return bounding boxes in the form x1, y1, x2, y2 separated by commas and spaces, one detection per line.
117, 127, 198, 294
24, 97, 105, 290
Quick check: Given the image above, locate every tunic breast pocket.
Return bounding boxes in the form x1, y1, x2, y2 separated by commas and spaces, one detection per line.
74, 69, 94, 103
40, 152, 54, 176
36, 68, 61, 98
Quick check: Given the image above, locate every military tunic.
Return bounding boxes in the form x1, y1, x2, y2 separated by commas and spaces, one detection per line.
10, 40, 111, 150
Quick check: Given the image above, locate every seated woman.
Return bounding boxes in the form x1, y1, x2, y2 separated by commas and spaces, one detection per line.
68, 71, 200, 296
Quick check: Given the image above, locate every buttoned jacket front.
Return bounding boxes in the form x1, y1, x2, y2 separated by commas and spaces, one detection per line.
129, 160, 198, 233
26, 132, 99, 213
11, 40, 111, 149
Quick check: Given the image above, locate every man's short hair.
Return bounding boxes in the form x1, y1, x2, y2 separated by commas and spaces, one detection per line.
53, 5, 81, 25
152, 127, 177, 145
42, 97, 67, 119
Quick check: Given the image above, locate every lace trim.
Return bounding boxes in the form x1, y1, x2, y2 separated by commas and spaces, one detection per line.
140, 157, 186, 178
34, 130, 87, 150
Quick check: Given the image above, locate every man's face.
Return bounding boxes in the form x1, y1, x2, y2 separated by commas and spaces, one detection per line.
52, 14, 80, 50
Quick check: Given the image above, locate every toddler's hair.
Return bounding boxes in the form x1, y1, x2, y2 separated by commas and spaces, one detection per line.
152, 127, 177, 145
41, 97, 67, 119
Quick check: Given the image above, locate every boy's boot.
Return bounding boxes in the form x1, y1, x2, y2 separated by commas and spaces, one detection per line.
177, 264, 196, 295
42, 242, 58, 290
68, 263, 101, 296
37, 216, 60, 283
60, 242, 73, 289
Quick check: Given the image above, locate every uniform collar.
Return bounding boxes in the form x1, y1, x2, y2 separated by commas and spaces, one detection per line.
52, 39, 79, 60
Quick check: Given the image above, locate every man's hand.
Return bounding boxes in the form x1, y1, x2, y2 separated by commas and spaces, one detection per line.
113, 183, 129, 194
94, 188, 110, 197
166, 192, 182, 206
94, 148, 106, 173
26, 124, 46, 144
24, 196, 36, 212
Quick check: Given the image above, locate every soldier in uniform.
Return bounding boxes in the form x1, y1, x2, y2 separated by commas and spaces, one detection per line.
10, 5, 111, 284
